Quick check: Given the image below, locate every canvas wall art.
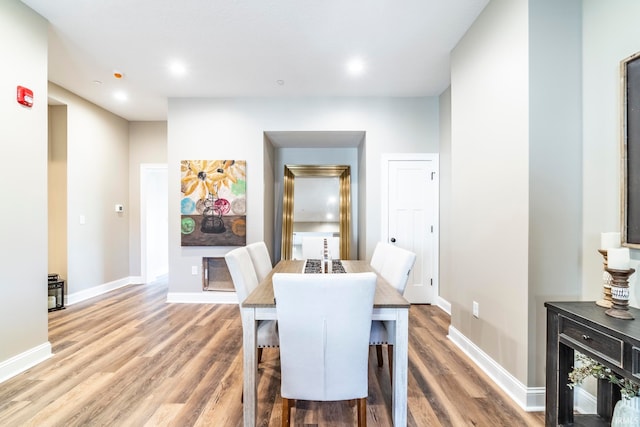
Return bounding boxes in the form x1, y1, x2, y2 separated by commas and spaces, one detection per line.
180, 160, 246, 246
622, 52, 640, 247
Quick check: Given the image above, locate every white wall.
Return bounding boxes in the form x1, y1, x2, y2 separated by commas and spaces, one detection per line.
48, 83, 130, 297
0, 0, 50, 379
582, 0, 640, 306
167, 97, 438, 295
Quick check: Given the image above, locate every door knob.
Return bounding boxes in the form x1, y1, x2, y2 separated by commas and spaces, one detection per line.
390, 238, 396, 243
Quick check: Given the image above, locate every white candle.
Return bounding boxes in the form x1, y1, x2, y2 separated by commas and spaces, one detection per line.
607, 247, 630, 270
601, 232, 621, 250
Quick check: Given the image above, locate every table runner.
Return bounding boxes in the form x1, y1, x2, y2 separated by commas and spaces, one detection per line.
303, 259, 346, 274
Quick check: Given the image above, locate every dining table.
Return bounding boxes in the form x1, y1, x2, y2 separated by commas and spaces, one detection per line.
240, 259, 410, 427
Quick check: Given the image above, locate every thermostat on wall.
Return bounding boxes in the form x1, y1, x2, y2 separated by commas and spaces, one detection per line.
17, 86, 33, 107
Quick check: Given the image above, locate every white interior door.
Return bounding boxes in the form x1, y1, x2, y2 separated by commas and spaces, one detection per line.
383, 155, 438, 304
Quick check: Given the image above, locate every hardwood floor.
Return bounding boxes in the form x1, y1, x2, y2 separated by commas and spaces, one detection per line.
0, 280, 545, 426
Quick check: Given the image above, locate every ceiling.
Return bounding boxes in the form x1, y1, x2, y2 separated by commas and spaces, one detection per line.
21, 0, 489, 121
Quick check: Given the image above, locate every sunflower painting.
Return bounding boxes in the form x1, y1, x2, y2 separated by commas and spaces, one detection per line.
180, 160, 246, 246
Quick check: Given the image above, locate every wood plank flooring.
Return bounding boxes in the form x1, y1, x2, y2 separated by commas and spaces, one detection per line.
0, 280, 545, 426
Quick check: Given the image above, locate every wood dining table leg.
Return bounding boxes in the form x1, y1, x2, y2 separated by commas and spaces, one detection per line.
392, 309, 409, 426
241, 308, 258, 427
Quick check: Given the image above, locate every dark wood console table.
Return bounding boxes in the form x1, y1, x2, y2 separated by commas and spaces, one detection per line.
545, 301, 640, 426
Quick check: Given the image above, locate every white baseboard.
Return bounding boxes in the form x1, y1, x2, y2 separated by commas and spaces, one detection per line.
574, 385, 597, 414
0, 342, 52, 384
448, 325, 545, 412
66, 276, 137, 306
436, 296, 451, 315
151, 273, 167, 282
166, 291, 239, 304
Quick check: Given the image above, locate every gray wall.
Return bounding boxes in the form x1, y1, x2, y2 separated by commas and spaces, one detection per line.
447, 0, 591, 392
48, 106, 68, 280
528, 0, 583, 386
450, 0, 531, 385
48, 83, 130, 296
0, 0, 50, 374
128, 122, 168, 277
438, 88, 452, 305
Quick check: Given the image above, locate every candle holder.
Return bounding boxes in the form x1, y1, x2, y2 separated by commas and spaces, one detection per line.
596, 249, 613, 308
605, 267, 635, 320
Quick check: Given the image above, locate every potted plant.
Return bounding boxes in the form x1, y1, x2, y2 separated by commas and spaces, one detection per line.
568, 353, 640, 426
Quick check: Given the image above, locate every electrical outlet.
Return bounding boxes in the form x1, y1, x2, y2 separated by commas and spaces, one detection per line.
191, 266, 198, 275
472, 301, 479, 318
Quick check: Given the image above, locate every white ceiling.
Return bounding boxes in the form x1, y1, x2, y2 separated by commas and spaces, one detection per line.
21, 0, 488, 121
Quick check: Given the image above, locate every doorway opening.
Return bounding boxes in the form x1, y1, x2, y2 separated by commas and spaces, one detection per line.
48, 104, 68, 305
141, 164, 168, 283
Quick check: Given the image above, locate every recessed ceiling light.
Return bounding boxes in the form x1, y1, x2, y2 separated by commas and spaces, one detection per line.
169, 61, 187, 77
114, 91, 128, 101
347, 58, 365, 76
277, 79, 285, 86
93, 80, 103, 85
113, 70, 124, 79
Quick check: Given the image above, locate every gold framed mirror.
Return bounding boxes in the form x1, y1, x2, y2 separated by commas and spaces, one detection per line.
281, 165, 351, 260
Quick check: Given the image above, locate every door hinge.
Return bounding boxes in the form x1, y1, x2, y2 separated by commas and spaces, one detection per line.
431, 171, 435, 180
430, 278, 433, 286
430, 225, 433, 233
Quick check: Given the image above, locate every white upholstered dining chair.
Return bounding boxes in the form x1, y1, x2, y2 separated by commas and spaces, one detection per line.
369, 244, 416, 382
225, 246, 279, 363
273, 272, 377, 427
369, 241, 389, 272
246, 241, 273, 283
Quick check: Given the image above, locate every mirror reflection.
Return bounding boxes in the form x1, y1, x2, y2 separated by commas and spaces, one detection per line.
280, 165, 351, 260
292, 177, 340, 259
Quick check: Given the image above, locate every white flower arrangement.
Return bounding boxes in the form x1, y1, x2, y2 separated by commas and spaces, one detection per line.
568, 353, 640, 399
